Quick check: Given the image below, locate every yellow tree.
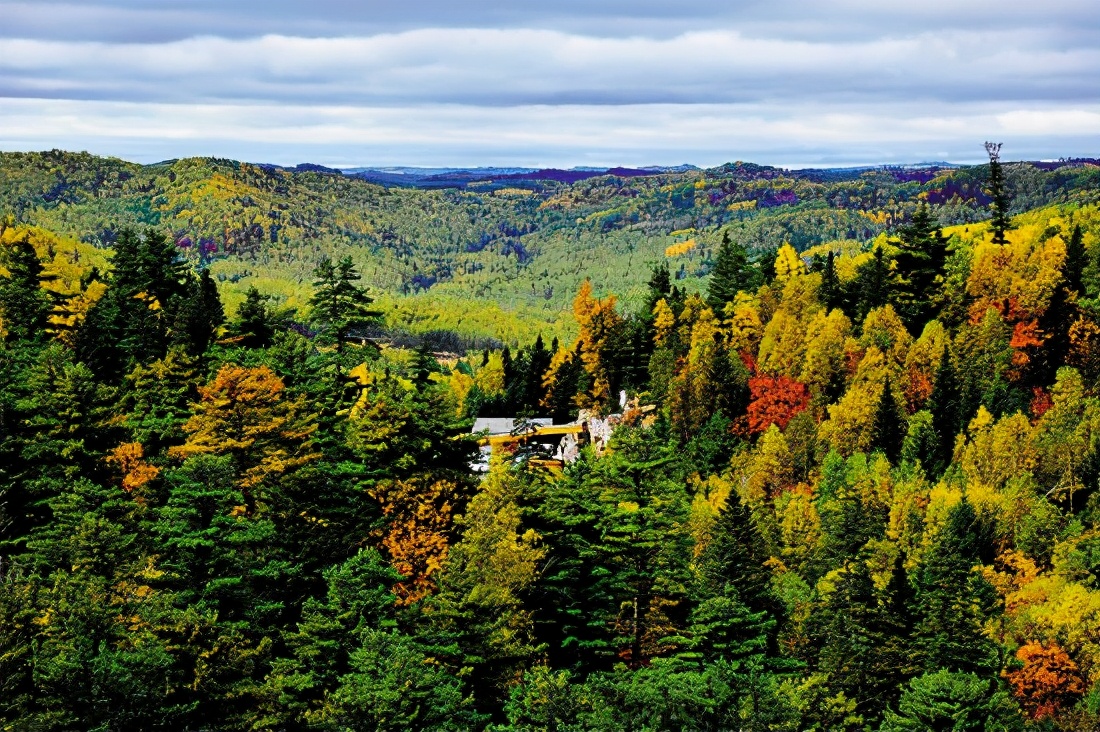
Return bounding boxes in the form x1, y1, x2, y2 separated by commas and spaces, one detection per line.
169, 365, 318, 511
571, 279, 624, 409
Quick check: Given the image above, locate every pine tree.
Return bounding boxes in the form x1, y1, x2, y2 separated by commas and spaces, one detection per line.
1064, 224, 1086, 296
172, 268, 224, 356
872, 377, 904, 463
234, 286, 275, 348
984, 142, 1012, 244
707, 231, 757, 312
0, 239, 53, 342
891, 204, 949, 330
914, 497, 1000, 676
309, 256, 381, 352
820, 251, 842, 311
849, 246, 891, 323
700, 487, 777, 621
925, 348, 960, 477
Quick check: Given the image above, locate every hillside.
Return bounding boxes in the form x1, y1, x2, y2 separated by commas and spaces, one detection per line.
4, 146, 1100, 728
2, 149, 1099, 344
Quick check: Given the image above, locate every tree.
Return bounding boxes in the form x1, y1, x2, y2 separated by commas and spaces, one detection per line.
881, 670, 1023, 732
984, 142, 1012, 245
707, 231, 758, 312
819, 251, 842, 311
0, 239, 53, 342
871, 377, 905, 462
1005, 641, 1085, 721
309, 256, 381, 352
168, 364, 319, 512
234, 286, 276, 348
914, 498, 1000, 676
891, 204, 950, 331
172, 268, 224, 356
746, 374, 810, 435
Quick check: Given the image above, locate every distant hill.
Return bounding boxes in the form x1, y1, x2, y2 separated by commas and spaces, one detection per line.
1, 149, 1097, 343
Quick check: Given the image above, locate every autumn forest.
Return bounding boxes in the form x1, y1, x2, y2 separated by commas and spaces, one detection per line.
2, 149, 1100, 731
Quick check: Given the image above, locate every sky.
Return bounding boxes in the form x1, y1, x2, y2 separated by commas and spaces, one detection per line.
0, 0, 1098, 168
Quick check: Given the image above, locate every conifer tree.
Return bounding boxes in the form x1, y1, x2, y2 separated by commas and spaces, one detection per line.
707, 231, 757, 312
914, 498, 1000, 676
1064, 224, 1086, 297
173, 268, 224, 356
234, 286, 275, 348
926, 347, 960, 476
819, 250, 842, 311
891, 204, 949, 330
872, 376, 905, 463
984, 142, 1012, 244
0, 240, 53, 342
309, 256, 381, 352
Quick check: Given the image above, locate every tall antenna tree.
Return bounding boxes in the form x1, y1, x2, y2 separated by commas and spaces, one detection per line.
984, 142, 1011, 244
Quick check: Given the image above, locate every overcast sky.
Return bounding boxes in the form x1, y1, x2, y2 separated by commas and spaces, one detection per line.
1, 0, 1098, 168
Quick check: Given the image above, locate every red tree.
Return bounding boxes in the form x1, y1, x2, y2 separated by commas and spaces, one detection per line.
746, 374, 810, 434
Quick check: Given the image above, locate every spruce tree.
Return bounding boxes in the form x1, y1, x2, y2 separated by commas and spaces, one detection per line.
309, 256, 381, 352
872, 377, 905, 463
984, 142, 1012, 244
891, 204, 949, 330
1064, 224, 1086, 296
925, 348, 960, 477
914, 497, 1000, 675
0, 240, 53, 342
172, 268, 224, 356
234, 286, 275, 348
819, 250, 842, 311
700, 488, 777, 621
706, 231, 756, 312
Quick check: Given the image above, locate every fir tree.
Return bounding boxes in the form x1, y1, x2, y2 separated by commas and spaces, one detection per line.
891, 204, 949, 330
1064, 224, 1086, 297
309, 256, 381, 352
872, 377, 905, 463
819, 250, 842, 311
707, 231, 757, 312
233, 286, 275, 349
0, 240, 53, 342
925, 348, 960, 477
914, 498, 1000, 676
984, 142, 1012, 244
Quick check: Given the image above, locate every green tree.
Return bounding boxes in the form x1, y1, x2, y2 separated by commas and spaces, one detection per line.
891, 204, 949, 331
914, 498, 1001, 676
880, 670, 1023, 732
707, 231, 758, 312
0, 239, 54, 342
233, 285, 276, 348
984, 142, 1012, 245
310, 256, 381, 353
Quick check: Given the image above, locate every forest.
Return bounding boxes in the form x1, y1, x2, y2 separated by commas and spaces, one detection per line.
1, 152, 1100, 730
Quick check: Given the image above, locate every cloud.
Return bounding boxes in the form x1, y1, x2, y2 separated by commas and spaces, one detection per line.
2, 97, 1096, 168
0, 2, 1097, 165
2, 28, 1098, 108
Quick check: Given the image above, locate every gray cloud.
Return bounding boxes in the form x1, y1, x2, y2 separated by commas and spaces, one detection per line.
0, 2, 1097, 165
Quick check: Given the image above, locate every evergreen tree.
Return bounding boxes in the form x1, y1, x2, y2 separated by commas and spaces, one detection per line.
700, 487, 778, 622
984, 142, 1012, 244
848, 245, 891, 323
309, 256, 381, 352
233, 286, 276, 348
1064, 224, 1086, 296
172, 268, 224, 356
707, 231, 757, 312
871, 377, 904, 463
819, 250, 842, 311
926, 348, 961, 477
914, 498, 1000, 676
0, 240, 53, 342
891, 204, 949, 330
